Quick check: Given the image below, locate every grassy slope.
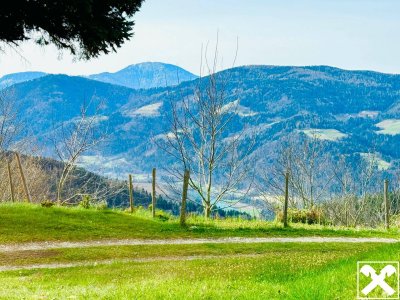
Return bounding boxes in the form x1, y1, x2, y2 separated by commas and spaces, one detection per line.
0, 203, 399, 299
0, 203, 398, 243
0, 243, 399, 299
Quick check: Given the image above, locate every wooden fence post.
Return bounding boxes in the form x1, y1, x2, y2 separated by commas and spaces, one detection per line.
384, 179, 390, 230
283, 171, 289, 228
180, 170, 190, 227
128, 174, 134, 213
152, 168, 156, 218
7, 162, 15, 202
15, 153, 31, 203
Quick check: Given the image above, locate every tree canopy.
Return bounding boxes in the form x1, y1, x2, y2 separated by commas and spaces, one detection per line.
0, 0, 144, 59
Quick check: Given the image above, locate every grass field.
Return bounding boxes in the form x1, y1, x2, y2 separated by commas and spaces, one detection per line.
360, 152, 391, 170
301, 128, 348, 141
0, 203, 398, 243
0, 203, 399, 299
0, 243, 399, 299
376, 119, 400, 135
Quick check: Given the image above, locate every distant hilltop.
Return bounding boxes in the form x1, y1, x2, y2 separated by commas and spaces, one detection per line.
0, 62, 198, 90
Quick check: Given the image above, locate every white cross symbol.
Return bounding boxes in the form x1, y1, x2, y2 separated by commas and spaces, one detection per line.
360, 264, 397, 296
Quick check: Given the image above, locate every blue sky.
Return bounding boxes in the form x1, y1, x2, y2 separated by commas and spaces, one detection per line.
1, 0, 400, 76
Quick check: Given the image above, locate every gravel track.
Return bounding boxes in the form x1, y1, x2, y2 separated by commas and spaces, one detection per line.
0, 236, 397, 253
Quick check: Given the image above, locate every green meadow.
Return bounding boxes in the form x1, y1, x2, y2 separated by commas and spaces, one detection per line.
0, 203, 397, 244
0, 203, 398, 299
0, 243, 399, 299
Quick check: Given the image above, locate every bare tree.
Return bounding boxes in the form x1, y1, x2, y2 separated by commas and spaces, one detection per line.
0, 155, 53, 202
259, 132, 334, 211
289, 132, 334, 208
158, 42, 254, 218
0, 89, 22, 156
325, 151, 383, 227
52, 100, 106, 204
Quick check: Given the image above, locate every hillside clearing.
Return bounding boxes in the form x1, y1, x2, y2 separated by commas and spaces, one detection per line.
130, 102, 163, 117
301, 129, 347, 141
360, 152, 391, 170
376, 119, 400, 135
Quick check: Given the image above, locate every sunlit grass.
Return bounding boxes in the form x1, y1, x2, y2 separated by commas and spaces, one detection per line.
0, 203, 399, 299
376, 119, 400, 135
0, 242, 375, 267
301, 128, 347, 141
0, 202, 397, 244
0, 243, 398, 299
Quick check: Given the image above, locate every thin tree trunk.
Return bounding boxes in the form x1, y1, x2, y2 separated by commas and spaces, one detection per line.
180, 170, 190, 226
15, 153, 31, 203
128, 174, 134, 213
57, 165, 70, 205
384, 179, 390, 230
7, 162, 15, 202
283, 171, 289, 227
204, 203, 211, 218
57, 177, 64, 204
152, 168, 156, 218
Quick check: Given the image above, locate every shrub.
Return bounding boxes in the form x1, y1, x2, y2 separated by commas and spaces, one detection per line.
79, 195, 108, 210
156, 210, 170, 221
41, 200, 54, 208
79, 195, 92, 209
392, 215, 400, 228
276, 207, 325, 225
93, 200, 108, 210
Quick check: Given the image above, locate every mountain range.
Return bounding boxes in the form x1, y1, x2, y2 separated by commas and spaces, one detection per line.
2, 62, 400, 187
0, 62, 197, 91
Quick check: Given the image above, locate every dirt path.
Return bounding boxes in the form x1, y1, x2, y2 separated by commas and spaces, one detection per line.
0, 253, 263, 272
0, 236, 397, 253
